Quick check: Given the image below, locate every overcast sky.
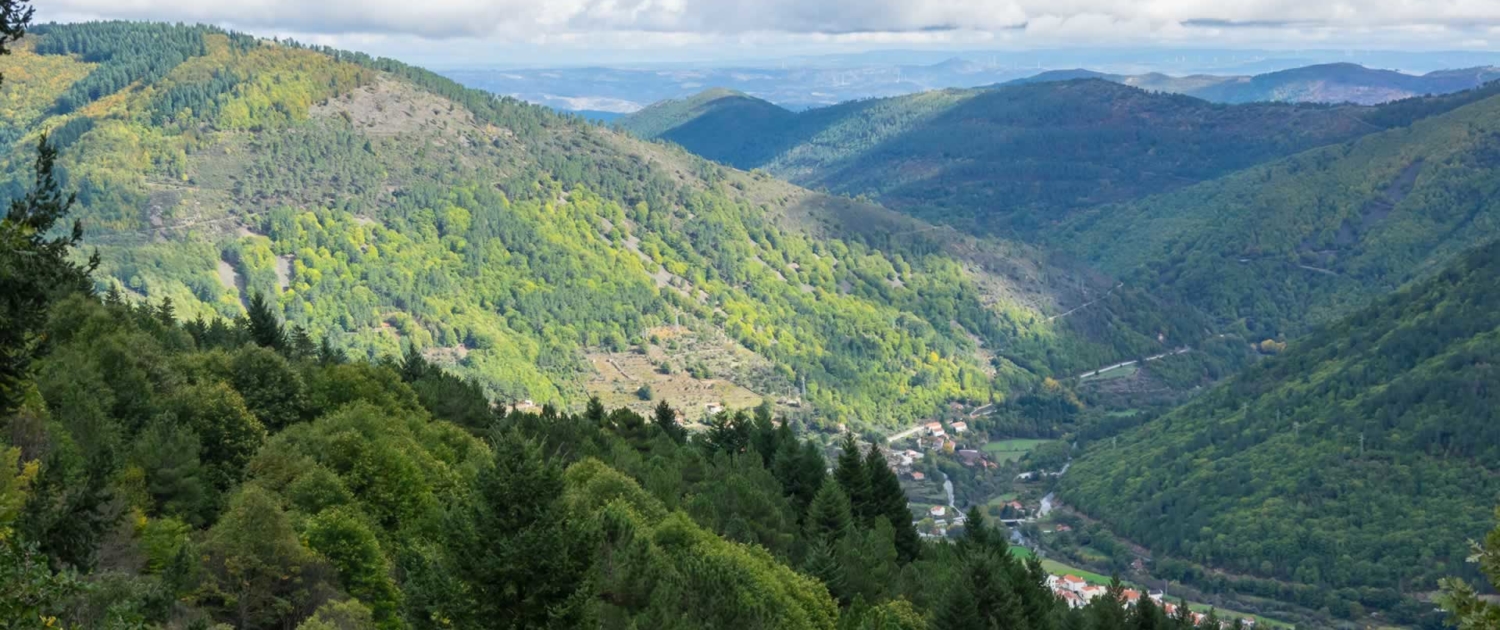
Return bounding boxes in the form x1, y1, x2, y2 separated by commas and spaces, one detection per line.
35, 0, 1500, 67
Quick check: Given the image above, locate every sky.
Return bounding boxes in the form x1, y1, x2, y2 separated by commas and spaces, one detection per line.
34, 0, 1500, 67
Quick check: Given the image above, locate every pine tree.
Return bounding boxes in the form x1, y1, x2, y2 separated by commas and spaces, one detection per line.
771, 433, 823, 516
1085, 576, 1129, 630
244, 292, 285, 351
749, 405, 779, 465
864, 444, 921, 562
399, 343, 430, 382
834, 433, 872, 519
802, 538, 845, 603
155, 296, 175, 328
805, 478, 854, 544
652, 400, 686, 444
703, 410, 751, 455
317, 335, 346, 364
449, 430, 591, 628
1170, 598, 1193, 629
968, 550, 1026, 629
0, 0, 31, 61
289, 325, 315, 360
1132, 591, 1162, 630
1439, 509, 1500, 630
934, 573, 983, 630
0, 133, 97, 416
584, 396, 606, 425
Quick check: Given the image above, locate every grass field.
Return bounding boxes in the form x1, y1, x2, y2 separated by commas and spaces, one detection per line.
982, 439, 1053, 462
985, 493, 1019, 506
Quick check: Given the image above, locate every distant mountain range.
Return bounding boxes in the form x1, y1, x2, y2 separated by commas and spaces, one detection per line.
441, 60, 1035, 113
445, 58, 1500, 116
1012, 62, 1500, 105
620, 80, 1393, 237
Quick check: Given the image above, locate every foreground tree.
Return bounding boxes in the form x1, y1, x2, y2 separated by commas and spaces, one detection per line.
1438, 508, 1500, 629
0, 136, 97, 416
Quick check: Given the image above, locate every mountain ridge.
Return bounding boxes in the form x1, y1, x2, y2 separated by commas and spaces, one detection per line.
0, 22, 1191, 427
1009, 62, 1500, 105
621, 79, 1387, 236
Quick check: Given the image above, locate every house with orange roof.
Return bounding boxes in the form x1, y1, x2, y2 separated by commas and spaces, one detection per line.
1060, 574, 1086, 593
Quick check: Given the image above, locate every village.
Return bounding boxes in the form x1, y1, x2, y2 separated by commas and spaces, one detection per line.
1044, 572, 1261, 628
877, 416, 1280, 629
513, 396, 1293, 629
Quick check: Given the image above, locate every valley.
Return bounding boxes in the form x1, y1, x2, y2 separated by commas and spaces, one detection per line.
2, 11, 1499, 630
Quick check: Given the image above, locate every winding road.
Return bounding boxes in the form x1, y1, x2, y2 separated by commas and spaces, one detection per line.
1072, 346, 1190, 380
886, 424, 925, 443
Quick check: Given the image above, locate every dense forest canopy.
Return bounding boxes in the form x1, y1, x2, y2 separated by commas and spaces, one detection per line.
0, 20, 1207, 428
1056, 84, 1500, 338
621, 80, 1397, 237
0, 116, 1233, 626
1061, 239, 1500, 617
5, 13, 1500, 630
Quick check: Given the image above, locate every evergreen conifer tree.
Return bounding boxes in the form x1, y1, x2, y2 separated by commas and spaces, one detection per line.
244, 292, 285, 351
834, 433, 872, 519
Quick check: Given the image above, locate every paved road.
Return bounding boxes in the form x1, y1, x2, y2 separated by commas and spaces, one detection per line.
886, 424, 924, 443
1073, 346, 1190, 380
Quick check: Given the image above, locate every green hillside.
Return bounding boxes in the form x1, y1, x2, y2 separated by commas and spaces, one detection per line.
622, 88, 797, 166
1060, 239, 1500, 620
1058, 84, 1500, 337
0, 22, 1197, 428
621, 80, 1385, 236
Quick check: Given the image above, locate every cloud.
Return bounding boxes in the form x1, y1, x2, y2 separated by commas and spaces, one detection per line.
38, 0, 1500, 41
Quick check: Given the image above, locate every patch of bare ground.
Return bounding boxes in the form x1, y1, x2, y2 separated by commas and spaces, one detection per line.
583, 325, 788, 419
310, 76, 493, 142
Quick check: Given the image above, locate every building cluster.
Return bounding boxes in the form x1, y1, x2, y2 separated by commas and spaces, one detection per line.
920, 504, 967, 538
1044, 575, 1256, 628
909, 420, 995, 468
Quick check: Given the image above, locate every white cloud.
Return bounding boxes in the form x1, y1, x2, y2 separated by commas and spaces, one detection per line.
39, 0, 1500, 39
33, 0, 1500, 65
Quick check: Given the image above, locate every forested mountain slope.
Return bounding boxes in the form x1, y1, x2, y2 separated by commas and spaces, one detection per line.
621, 80, 1389, 236
2, 273, 1219, 630
1057, 84, 1500, 337
0, 22, 1195, 427
1061, 239, 1500, 616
